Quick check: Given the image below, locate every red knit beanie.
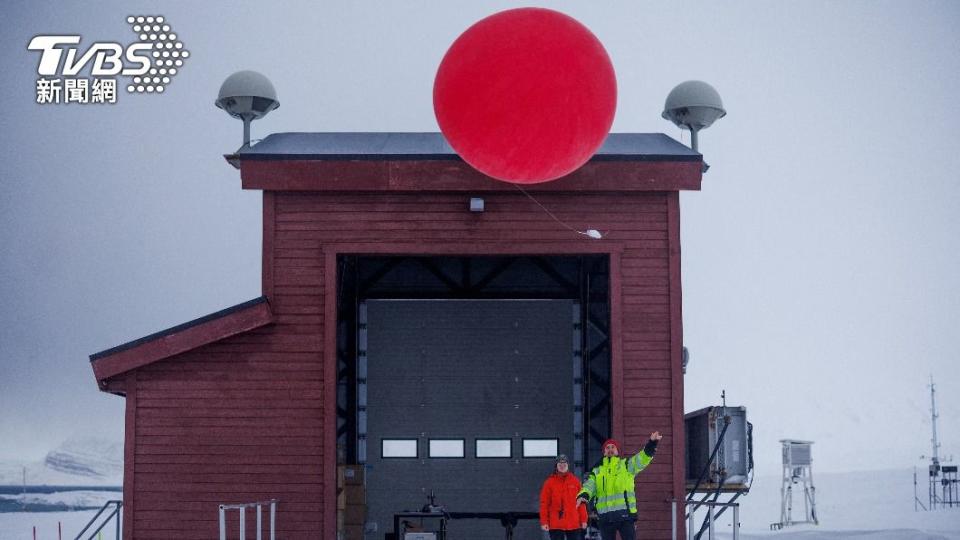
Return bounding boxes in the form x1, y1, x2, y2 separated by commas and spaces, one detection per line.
602, 439, 621, 454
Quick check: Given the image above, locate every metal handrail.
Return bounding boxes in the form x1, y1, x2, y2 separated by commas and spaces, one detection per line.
671, 500, 740, 540
74, 500, 122, 540
219, 499, 277, 540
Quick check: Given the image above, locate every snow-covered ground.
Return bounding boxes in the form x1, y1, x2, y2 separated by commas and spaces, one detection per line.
0, 467, 958, 538
0, 509, 113, 540
0, 489, 120, 511
0, 489, 121, 539
696, 468, 960, 539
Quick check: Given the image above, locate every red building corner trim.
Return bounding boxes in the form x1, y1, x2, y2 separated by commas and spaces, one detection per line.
609, 251, 624, 443
667, 192, 686, 538
122, 371, 137, 540
262, 192, 277, 300
323, 250, 339, 537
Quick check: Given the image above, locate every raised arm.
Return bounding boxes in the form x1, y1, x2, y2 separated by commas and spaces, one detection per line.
627, 431, 662, 475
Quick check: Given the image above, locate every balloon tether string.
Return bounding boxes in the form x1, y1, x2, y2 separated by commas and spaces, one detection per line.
512, 184, 603, 239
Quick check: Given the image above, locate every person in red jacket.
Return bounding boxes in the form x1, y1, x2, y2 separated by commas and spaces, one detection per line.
540, 454, 588, 539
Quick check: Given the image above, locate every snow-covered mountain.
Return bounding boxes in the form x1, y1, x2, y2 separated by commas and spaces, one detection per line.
41, 436, 121, 481
0, 436, 122, 487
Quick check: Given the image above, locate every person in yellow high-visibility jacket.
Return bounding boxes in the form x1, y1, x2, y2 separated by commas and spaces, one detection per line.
576, 431, 662, 540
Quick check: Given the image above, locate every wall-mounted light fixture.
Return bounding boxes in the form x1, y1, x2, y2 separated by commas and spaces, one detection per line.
469, 197, 485, 212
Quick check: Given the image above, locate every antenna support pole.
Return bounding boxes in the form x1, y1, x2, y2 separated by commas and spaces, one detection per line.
931, 376, 940, 465
242, 116, 252, 148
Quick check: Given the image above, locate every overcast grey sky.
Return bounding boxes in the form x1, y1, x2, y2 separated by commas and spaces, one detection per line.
1, 1, 958, 477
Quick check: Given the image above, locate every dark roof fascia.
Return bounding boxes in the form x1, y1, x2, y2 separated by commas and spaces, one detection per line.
235, 132, 702, 163
89, 296, 269, 362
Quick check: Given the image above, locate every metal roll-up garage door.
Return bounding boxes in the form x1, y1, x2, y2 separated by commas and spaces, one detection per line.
362, 299, 578, 539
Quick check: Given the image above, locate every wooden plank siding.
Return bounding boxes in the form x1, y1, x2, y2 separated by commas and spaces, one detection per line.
241, 159, 703, 192
279, 190, 677, 538
116, 187, 682, 539
129, 323, 325, 539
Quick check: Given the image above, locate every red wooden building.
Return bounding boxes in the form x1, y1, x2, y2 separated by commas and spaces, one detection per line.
91, 132, 701, 539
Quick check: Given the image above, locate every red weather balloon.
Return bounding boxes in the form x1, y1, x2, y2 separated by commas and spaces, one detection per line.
433, 8, 617, 184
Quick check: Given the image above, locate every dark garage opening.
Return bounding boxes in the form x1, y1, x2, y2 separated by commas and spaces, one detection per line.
336, 255, 611, 539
